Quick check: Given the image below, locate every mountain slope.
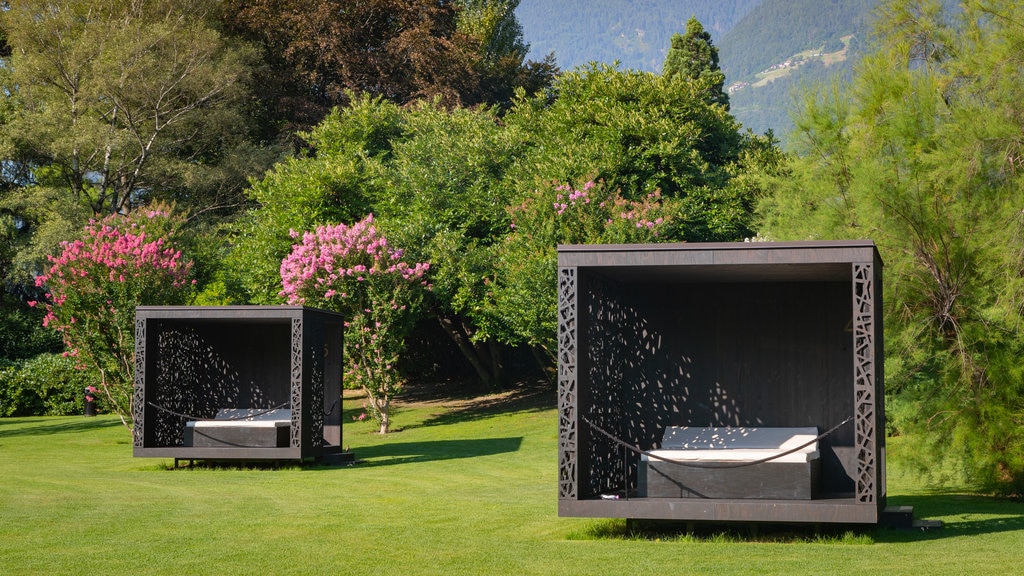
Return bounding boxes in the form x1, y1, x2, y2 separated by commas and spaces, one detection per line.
516, 0, 762, 72
719, 0, 881, 142
718, 0, 878, 83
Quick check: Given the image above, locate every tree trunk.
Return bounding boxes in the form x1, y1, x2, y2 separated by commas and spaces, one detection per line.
530, 345, 556, 385
365, 387, 391, 434
436, 313, 506, 389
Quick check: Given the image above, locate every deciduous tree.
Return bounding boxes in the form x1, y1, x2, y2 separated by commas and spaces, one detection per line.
32, 206, 195, 429
0, 0, 278, 310
280, 215, 430, 433
218, 0, 554, 133
1, 0, 260, 217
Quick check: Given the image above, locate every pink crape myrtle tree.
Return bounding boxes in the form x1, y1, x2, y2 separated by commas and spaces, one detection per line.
32, 207, 194, 429
280, 214, 430, 434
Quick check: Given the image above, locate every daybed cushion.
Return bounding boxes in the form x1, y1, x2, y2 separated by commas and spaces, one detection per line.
188, 408, 292, 428
646, 426, 820, 463
183, 408, 292, 448
638, 426, 821, 500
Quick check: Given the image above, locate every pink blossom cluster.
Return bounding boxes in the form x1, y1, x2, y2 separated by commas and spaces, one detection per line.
279, 214, 430, 305
33, 217, 193, 330
37, 224, 189, 287
613, 192, 666, 231
553, 181, 595, 216
529, 179, 671, 244
31, 209, 194, 421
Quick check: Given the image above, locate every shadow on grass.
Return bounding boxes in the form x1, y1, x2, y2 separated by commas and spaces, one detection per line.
568, 518, 877, 544
408, 383, 556, 430
352, 437, 523, 467
0, 416, 122, 438
875, 492, 1024, 542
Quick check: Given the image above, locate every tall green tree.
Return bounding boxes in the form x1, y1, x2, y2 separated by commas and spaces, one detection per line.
506, 63, 751, 241
662, 16, 729, 109
0, 0, 279, 295
234, 63, 775, 388
455, 0, 557, 109
1, 0, 262, 217
217, 0, 554, 134
758, 0, 1024, 495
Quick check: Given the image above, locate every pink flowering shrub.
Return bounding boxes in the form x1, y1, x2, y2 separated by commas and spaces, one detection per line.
516, 179, 673, 246
32, 207, 194, 428
279, 214, 430, 434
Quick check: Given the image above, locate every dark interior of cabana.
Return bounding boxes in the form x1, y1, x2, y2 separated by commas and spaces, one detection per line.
557, 241, 887, 524
132, 306, 344, 463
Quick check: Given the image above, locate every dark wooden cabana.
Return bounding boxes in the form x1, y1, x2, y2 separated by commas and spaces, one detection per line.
132, 306, 344, 463
557, 241, 887, 524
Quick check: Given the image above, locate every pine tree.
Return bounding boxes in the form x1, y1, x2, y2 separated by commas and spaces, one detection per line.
759, 0, 1024, 495
662, 16, 729, 109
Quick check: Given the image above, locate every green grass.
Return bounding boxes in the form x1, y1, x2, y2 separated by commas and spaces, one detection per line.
2, 389, 1022, 575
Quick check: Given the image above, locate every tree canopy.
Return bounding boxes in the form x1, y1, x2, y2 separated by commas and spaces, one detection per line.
217, 0, 556, 134
228, 61, 774, 387
0, 0, 283, 295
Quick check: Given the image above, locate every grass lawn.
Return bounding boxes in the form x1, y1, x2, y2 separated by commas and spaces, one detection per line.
1, 385, 1022, 575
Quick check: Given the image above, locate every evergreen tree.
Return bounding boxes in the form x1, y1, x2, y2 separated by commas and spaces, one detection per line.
662, 17, 729, 109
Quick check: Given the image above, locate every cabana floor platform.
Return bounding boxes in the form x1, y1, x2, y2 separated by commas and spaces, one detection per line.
561, 494, 878, 524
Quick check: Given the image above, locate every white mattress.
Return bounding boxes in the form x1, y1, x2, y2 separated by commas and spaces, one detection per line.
186, 408, 291, 428
643, 426, 820, 463
188, 420, 289, 428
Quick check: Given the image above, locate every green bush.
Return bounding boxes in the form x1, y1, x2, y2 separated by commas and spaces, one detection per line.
0, 353, 94, 417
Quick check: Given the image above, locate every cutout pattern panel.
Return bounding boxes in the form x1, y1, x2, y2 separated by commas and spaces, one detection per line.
290, 317, 303, 448
558, 267, 578, 499
853, 263, 876, 503
133, 318, 147, 447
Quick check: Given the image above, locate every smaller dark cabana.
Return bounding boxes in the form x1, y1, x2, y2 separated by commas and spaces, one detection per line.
557, 241, 887, 524
133, 306, 344, 462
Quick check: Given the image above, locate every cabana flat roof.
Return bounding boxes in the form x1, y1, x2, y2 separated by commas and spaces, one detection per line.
558, 240, 877, 283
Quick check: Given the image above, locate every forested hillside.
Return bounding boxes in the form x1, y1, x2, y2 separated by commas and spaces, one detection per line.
721, 0, 877, 141
515, 0, 761, 71
718, 0, 877, 82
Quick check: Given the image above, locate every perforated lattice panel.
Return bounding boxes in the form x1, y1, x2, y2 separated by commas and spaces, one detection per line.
132, 318, 147, 447
558, 267, 578, 499
853, 262, 876, 503
290, 317, 303, 448
307, 320, 325, 450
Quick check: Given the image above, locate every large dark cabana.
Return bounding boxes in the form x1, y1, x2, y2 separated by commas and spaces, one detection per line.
557, 241, 887, 524
132, 306, 344, 463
